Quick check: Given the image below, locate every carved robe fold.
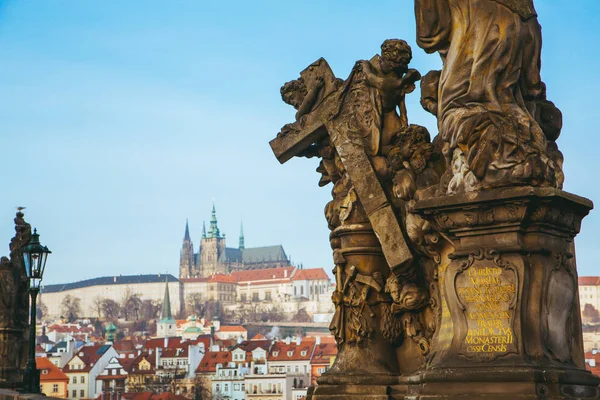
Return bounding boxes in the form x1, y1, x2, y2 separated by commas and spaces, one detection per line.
415, 0, 556, 187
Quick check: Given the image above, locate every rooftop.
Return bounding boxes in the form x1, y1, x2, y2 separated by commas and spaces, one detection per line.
42, 274, 179, 294
36, 357, 69, 382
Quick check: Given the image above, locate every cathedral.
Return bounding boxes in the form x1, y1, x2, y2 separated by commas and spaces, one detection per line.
179, 205, 290, 278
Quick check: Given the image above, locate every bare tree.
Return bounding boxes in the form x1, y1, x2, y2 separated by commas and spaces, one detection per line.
36, 298, 48, 323
101, 298, 121, 320
121, 289, 142, 321
140, 299, 161, 321
92, 296, 105, 320
61, 295, 81, 322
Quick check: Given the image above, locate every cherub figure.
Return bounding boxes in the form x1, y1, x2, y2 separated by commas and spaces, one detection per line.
356, 39, 421, 150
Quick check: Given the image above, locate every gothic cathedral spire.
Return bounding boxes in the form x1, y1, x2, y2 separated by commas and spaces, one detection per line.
208, 203, 221, 238
179, 219, 194, 279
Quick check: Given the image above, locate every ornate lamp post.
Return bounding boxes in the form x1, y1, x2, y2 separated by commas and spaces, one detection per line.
21, 228, 51, 394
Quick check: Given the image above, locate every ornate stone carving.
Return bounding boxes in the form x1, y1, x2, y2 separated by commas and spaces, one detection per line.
415, 0, 563, 194
269, 1, 600, 397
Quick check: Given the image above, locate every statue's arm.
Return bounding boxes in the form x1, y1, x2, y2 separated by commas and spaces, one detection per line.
415, 0, 452, 54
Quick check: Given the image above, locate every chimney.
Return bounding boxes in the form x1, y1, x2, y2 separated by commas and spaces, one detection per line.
156, 348, 161, 367
285, 337, 291, 345
296, 336, 301, 346
164, 337, 169, 349
316, 336, 321, 345
284, 270, 288, 278
66, 339, 71, 353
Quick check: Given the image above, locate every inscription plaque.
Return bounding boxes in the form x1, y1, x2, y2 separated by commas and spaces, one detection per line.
454, 250, 518, 361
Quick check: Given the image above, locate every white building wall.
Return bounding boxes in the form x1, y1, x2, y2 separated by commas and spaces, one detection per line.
41, 280, 182, 319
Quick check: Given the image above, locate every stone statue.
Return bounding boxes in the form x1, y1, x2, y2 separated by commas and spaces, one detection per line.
270, 3, 600, 398
0, 212, 32, 389
415, 0, 564, 193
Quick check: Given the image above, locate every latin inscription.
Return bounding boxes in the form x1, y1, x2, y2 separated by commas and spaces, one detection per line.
456, 263, 517, 359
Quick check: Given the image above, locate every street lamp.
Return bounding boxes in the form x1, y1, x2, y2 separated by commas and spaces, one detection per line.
21, 228, 51, 394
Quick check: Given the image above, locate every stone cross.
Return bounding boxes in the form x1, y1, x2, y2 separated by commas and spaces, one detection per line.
269, 94, 414, 273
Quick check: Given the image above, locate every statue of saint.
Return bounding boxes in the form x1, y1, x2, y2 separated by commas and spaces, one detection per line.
415, 0, 563, 192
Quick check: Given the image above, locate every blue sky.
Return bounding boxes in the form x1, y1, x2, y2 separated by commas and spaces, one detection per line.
0, 1, 599, 284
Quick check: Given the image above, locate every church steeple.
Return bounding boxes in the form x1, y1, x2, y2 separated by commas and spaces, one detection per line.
160, 277, 173, 321
157, 277, 177, 338
208, 203, 221, 238
184, 219, 190, 241
202, 221, 206, 239
239, 221, 245, 250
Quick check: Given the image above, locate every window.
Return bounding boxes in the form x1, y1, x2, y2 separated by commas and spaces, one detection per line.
301, 286, 304, 296
72, 377, 76, 384
294, 287, 297, 296
80, 376, 85, 384
252, 292, 259, 301
52, 384, 58, 393
241, 294, 246, 302
241, 384, 245, 391
224, 384, 229, 392
72, 390, 77, 398
265, 292, 272, 301
80, 390, 85, 397
216, 384, 220, 392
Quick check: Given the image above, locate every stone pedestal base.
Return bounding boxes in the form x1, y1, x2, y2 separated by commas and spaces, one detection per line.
309, 188, 600, 399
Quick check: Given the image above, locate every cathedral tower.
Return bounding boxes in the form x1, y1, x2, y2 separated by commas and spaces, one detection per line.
200, 204, 228, 276
179, 219, 194, 279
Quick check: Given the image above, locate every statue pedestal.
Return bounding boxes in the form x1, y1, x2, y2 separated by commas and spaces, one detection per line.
310, 187, 600, 399
409, 187, 600, 399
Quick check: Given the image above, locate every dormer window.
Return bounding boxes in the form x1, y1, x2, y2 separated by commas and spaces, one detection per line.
287, 351, 293, 357
301, 350, 307, 356
272, 351, 279, 357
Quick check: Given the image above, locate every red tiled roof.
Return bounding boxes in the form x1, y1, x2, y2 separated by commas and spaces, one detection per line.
143, 336, 205, 351
233, 340, 271, 353
161, 347, 189, 358
179, 277, 209, 283
233, 267, 295, 283
122, 392, 188, 400
310, 342, 338, 365
195, 351, 231, 373
580, 277, 600, 286
63, 344, 111, 373
37, 357, 69, 382
251, 334, 266, 341
113, 339, 138, 353
208, 274, 237, 284
268, 338, 316, 362
127, 354, 155, 375
292, 268, 329, 281
218, 325, 247, 333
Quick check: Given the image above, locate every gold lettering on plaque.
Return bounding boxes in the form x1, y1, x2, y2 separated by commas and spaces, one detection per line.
455, 252, 517, 360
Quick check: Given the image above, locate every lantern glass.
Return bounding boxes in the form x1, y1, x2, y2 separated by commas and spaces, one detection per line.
21, 229, 51, 290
